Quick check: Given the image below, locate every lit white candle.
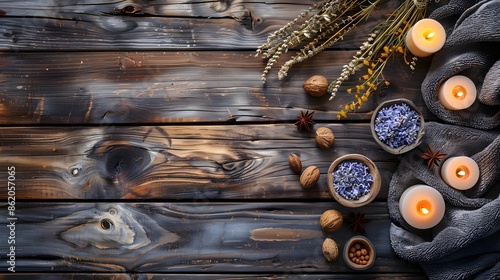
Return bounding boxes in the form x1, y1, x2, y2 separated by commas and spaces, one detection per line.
438, 75, 477, 110
399, 184, 445, 229
441, 156, 480, 190
405, 18, 446, 57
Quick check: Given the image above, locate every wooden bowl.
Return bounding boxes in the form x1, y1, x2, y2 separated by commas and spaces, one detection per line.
370, 98, 425, 154
343, 236, 376, 270
327, 154, 381, 208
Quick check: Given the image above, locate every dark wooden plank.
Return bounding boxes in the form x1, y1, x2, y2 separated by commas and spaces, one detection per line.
0, 273, 427, 279
0, 50, 433, 124
0, 123, 407, 200
0, 202, 423, 274
0, 0, 402, 51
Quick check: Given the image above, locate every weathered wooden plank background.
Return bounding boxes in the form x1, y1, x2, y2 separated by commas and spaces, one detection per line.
0, 273, 427, 280
0, 0, 444, 277
0, 51, 434, 124
0, 0, 409, 51
0, 124, 403, 200
0, 203, 423, 274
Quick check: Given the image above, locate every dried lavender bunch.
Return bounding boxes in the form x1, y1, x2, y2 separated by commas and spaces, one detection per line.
256, 0, 380, 82
332, 0, 428, 119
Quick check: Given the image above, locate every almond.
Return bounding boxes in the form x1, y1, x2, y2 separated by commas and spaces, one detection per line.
288, 153, 302, 173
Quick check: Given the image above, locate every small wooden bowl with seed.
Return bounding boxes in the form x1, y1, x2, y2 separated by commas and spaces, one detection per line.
343, 236, 376, 270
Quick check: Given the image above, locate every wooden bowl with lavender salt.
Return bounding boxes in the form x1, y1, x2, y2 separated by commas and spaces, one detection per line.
327, 154, 381, 208
370, 98, 425, 155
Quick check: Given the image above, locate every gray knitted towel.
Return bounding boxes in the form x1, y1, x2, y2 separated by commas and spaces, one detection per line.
388, 122, 500, 280
421, 0, 500, 130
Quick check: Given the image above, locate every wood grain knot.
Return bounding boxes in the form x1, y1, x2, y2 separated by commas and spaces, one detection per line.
103, 145, 152, 182
114, 5, 140, 15
100, 218, 114, 230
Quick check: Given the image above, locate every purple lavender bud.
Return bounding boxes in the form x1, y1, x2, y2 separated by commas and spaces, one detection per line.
374, 103, 421, 148
332, 160, 374, 200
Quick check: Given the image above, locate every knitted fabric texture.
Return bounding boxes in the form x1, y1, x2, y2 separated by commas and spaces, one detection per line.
388, 122, 500, 279
421, 0, 500, 129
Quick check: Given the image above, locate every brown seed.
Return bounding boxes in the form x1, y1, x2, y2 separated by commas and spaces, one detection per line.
300, 166, 320, 188
356, 250, 361, 257
349, 252, 354, 258
288, 153, 302, 173
361, 248, 368, 256
350, 247, 356, 253
302, 75, 328, 97
319, 209, 343, 232
322, 238, 339, 262
354, 243, 361, 250
361, 260, 367, 265
365, 255, 370, 261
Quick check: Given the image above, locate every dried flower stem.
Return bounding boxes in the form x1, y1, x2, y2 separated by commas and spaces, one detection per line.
256, 0, 430, 119
278, 0, 381, 80
256, 0, 379, 82
333, 0, 428, 119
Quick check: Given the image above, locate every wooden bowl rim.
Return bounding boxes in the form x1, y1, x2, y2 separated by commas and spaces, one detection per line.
327, 154, 381, 208
343, 235, 376, 270
370, 98, 425, 155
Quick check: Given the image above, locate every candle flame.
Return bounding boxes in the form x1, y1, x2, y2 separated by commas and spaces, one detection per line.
425, 32, 435, 40
452, 85, 467, 100
456, 166, 469, 179
420, 207, 430, 215
416, 200, 432, 216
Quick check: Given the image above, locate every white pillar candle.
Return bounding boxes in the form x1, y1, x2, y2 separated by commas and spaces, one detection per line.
405, 18, 446, 57
438, 75, 477, 110
440, 156, 480, 190
399, 184, 445, 229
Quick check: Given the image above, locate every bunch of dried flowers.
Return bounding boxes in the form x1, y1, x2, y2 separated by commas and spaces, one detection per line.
256, 0, 429, 118
333, 0, 428, 119
373, 103, 421, 148
256, 0, 381, 82
333, 160, 374, 200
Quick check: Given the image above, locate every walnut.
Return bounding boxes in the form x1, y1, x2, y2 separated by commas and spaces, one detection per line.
303, 75, 328, 97
322, 238, 339, 262
288, 153, 302, 173
300, 166, 320, 188
320, 209, 343, 232
315, 127, 335, 149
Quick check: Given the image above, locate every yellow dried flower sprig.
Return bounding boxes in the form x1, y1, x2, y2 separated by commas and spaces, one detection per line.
331, 0, 429, 118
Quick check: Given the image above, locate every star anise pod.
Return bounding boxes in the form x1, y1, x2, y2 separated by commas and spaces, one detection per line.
344, 212, 371, 235
420, 144, 447, 169
295, 110, 315, 132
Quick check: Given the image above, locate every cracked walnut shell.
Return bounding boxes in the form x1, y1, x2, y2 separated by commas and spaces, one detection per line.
315, 127, 335, 149
320, 209, 343, 232
303, 75, 329, 97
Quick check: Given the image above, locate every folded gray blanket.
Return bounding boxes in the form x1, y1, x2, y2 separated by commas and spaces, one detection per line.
421, 0, 500, 130
388, 122, 500, 280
